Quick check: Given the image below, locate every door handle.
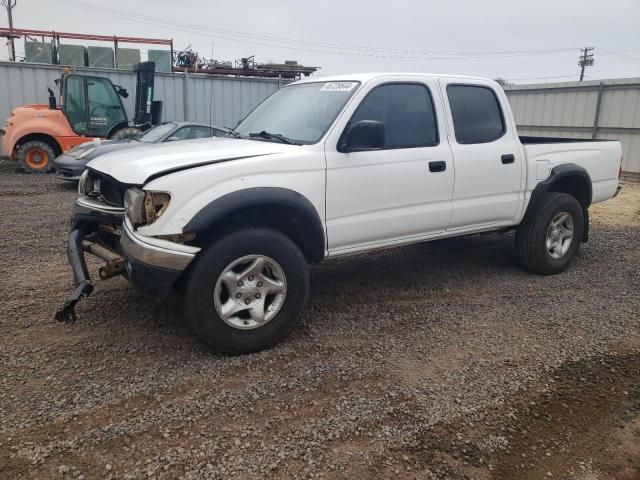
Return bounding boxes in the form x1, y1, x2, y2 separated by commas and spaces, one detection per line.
429, 161, 446, 172
501, 154, 515, 164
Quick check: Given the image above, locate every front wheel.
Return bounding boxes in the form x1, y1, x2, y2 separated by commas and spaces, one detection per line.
185, 228, 309, 354
516, 192, 585, 275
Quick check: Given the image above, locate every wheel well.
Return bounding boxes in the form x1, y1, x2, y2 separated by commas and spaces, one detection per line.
548, 175, 591, 209
192, 203, 325, 263
15, 133, 62, 156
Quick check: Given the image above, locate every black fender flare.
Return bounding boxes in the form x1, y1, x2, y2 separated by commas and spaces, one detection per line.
184, 187, 326, 262
522, 163, 592, 241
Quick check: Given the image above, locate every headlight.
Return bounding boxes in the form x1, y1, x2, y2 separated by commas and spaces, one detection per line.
124, 188, 171, 227
77, 147, 96, 160
78, 170, 91, 195
124, 188, 146, 226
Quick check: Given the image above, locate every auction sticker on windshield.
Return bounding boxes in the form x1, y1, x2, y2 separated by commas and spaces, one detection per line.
320, 82, 358, 92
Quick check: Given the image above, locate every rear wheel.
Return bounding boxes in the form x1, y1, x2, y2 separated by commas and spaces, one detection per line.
516, 192, 584, 274
185, 228, 309, 354
16, 140, 57, 173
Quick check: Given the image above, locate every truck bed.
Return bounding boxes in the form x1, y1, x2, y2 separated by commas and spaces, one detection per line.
522, 138, 621, 204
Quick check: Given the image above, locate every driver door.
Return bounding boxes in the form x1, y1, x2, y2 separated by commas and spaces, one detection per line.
85, 77, 127, 137
324, 78, 454, 253
62, 75, 89, 135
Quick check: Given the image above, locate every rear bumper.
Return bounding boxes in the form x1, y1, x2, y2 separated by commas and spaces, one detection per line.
54, 153, 85, 181
55, 201, 198, 322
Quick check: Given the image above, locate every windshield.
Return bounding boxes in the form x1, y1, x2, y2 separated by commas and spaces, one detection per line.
139, 123, 176, 143
235, 81, 360, 144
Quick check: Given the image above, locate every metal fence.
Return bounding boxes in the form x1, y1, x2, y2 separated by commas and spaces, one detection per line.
0, 61, 284, 154
505, 78, 640, 177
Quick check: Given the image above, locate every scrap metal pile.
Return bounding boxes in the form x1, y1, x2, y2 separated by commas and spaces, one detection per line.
172, 46, 318, 79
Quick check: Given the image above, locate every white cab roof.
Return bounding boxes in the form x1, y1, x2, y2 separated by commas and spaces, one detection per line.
292, 72, 494, 85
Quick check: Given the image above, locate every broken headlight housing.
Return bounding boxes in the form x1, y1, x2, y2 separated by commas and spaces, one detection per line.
124, 187, 171, 227
77, 169, 92, 195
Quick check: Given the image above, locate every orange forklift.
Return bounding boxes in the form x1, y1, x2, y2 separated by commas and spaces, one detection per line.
1, 61, 161, 173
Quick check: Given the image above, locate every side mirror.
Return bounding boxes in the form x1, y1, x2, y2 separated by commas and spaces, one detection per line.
165, 136, 181, 142
47, 88, 57, 109
340, 120, 385, 153
115, 85, 129, 98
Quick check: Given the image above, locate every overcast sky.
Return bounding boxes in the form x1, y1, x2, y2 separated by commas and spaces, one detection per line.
3, 0, 640, 83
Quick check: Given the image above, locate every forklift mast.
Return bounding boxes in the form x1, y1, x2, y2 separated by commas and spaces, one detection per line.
133, 61, 156, 126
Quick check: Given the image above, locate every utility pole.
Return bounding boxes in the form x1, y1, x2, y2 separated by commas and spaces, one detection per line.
1, 0, 17, 62
578, 47, 594, 81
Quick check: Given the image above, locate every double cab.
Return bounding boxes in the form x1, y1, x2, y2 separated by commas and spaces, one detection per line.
57, 73, 623, 353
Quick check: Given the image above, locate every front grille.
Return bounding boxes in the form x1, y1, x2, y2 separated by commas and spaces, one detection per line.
86, 170, 127, 207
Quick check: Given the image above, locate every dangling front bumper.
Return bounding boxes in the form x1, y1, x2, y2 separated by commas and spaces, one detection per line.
55, 197, 199, 323
55, 198, 125, 322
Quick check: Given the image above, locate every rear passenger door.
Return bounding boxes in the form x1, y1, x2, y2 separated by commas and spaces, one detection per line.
439, 79, 524, 229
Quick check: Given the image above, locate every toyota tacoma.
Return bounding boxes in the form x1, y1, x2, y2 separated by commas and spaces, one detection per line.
56, 73, 623, 354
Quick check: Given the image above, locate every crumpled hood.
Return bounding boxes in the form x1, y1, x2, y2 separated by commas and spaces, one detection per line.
87, 137, 297, 185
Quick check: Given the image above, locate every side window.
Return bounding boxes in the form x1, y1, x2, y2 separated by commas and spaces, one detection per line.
190, 126, 213, 139
347, 83, 438, 149
170, 126, 212, 141
212, 128, 228, 137
86, 78, 127, 136
170, 127, 192, 141
447, 85, 505, 144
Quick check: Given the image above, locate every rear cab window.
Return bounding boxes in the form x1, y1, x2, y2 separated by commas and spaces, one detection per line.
447, 85, 505, 144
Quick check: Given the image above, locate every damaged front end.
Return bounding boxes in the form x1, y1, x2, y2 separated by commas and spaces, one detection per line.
55, 195, 126, 323
56, 169, 199, 323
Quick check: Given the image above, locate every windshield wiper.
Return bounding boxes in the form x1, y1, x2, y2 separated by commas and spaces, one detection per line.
248, 130, 298, 145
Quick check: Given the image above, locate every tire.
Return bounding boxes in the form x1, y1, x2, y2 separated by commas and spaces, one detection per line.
516, 192, 584, 275
16, 140, 57, 173
185, 228, 309, 354
110, 127, 142, 140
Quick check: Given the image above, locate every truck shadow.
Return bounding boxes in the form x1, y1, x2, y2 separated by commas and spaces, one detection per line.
84, 232, 523, 345
308, 232, 520, 306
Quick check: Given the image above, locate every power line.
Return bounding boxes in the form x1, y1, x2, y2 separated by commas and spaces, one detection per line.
31, 0, 640, 82
600, 49, 640, 66
507, 74, 580, 81
59, 0, 581, 60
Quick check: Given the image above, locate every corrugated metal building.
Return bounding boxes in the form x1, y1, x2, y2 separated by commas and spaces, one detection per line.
0, 61, 284, 155
505, 78, 640, 178
2, 63, 638, 179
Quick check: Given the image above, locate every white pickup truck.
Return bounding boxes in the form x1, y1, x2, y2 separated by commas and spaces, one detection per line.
57, 73, 622, 353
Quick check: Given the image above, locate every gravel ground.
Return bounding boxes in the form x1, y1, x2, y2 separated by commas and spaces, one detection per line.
1, 159, 639, 480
